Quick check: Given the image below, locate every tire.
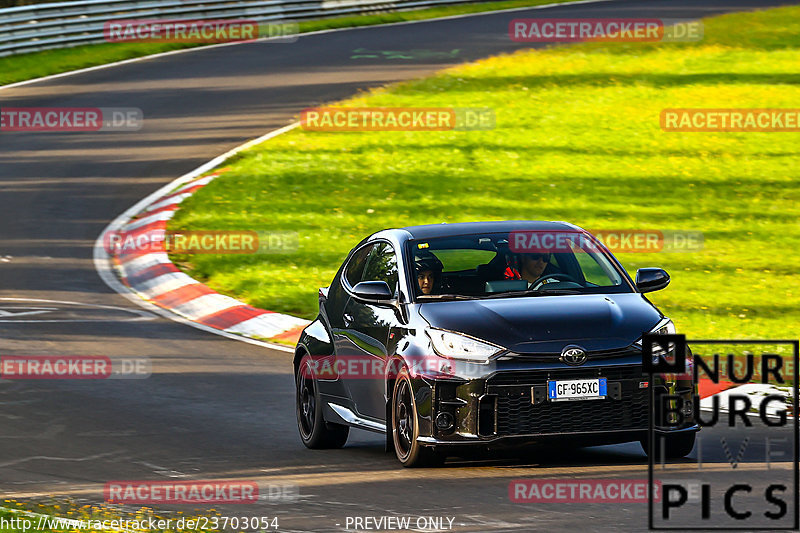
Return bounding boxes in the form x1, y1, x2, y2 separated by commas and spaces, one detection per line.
641, 432, 696, 459
391, 367, 444, 467
296, 356, 349, 449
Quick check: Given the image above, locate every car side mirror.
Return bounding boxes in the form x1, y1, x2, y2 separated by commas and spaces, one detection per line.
635, 268, 670, 293
352, 281, 394, 301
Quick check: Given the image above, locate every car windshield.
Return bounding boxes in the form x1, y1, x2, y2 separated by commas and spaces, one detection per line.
409, 230, 632, 300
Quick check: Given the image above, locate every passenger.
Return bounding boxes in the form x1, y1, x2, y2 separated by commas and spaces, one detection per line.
414, 251, 444, 295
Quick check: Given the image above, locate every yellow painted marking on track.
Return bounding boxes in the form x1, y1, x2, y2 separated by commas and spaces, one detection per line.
5, 462, 792, 499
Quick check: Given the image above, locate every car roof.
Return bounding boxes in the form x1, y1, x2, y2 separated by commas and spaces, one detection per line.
394, 220, 581, 240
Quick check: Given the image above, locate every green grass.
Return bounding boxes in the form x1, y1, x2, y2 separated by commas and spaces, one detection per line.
169, 5, 800, 340
0, 0, 581, 86
0, 502, 225, 533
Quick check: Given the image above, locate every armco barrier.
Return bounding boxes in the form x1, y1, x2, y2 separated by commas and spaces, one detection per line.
0, 0, 484, 56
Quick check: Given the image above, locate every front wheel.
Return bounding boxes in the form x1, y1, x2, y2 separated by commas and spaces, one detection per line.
641, 431, 696, 459
392, 368, 443, 467
296, 356, 349, 449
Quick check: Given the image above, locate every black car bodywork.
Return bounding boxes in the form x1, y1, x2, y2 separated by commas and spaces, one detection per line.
294, 221, 698, 466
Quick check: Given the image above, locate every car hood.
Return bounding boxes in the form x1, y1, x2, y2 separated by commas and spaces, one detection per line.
417, 293, 662, 353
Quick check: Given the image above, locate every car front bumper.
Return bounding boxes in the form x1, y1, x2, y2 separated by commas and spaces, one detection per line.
410, 361, 698, 446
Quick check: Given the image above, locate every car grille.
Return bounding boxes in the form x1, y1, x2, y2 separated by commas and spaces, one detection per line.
487, 365, 646, 386
495, 388, 649, 436
505, 346, 641, 363
486, 365, 649, 436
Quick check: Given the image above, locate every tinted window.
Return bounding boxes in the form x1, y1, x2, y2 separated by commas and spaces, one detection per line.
567, 238, 623, 286
344, 244, 372, 287
408, 232, 630, 300
573, 245, 614, 285
361, 242, 399, 292
433, 249, 495, 272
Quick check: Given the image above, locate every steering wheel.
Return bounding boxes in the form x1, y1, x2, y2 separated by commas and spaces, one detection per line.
530, 273, 579, 291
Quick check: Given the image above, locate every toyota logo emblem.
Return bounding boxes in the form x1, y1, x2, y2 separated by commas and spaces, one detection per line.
560, 345, 587, 366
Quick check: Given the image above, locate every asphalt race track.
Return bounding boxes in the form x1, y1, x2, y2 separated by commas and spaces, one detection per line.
1, 0, 799, 531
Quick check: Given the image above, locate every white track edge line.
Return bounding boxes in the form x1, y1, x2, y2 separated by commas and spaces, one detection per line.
93, 122, 300, 353
0, 0, 615, 91
85, 0, 616, 351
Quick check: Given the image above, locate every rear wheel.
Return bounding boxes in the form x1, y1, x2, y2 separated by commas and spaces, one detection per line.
641, 431, 696, 459
296, 356, 349, 449
392, 368, 443, 467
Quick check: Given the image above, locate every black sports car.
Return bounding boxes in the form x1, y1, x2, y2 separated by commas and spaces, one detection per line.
294, 221, 698, 466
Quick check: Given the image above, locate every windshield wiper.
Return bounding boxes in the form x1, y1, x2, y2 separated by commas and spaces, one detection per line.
480, 287, 582, 299
417, 293, 475, 301
418, 288, 582, 301
537, 288, 582, 295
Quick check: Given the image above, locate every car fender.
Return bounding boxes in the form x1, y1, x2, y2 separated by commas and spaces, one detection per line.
295, 316, 332, 359
385, 331, 436, 444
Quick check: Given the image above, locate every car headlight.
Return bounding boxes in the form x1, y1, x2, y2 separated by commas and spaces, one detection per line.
634, 318, 676, 359
652, 318, 676, 336
426, 328, 503, 363
635, 318, 676, 344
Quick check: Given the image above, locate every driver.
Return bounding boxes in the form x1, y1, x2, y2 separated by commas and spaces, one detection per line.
505, 252, 559, 287
520, 252, 551, 285
414, 251, 443, 295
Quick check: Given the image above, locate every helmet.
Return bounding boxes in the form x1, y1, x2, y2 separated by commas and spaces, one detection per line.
414, 251, 443, 275
414, 251, 443, 294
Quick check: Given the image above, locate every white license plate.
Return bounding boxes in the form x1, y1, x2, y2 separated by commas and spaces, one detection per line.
546, 378, 607, 402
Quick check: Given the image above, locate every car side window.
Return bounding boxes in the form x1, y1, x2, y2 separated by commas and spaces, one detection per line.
344, 244, 373, 288
361, 242, 399, 293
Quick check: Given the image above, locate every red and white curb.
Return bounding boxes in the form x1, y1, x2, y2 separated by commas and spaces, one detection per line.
94, 123, 307, 352
88, 128, 797, 400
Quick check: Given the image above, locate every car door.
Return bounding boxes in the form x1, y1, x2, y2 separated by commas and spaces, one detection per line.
330, 243, 373, 363
340, 242, 400, 421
